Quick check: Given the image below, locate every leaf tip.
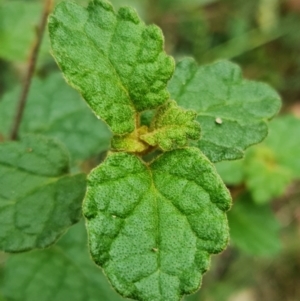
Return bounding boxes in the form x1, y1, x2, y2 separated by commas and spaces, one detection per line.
92, 0, 114, 12
118, 6, 140, 24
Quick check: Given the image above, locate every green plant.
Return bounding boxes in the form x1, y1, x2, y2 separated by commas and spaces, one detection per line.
0, 0, 284, 301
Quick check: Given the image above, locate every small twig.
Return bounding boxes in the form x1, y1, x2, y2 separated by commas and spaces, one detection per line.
10, 0, 53, 140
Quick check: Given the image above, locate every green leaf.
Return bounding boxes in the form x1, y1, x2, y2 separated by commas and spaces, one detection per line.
140, 100, 201, 151
215, 115, 300, 203
244, 146, 292, 204
0, 134, 86, 252
111, 126, 149, 153
0, 1, 49, 62
48, 0, 174, 134
0, 222, 126, 301
228, 194, 281, 256
0, 73, 111, 161
109, 0, 147, 19
140, 110, 155, 127
214, 159, 244, 186
263, 115, 300, 178
83, 148, 231, 301
168, 58, 281, 162
232, 115, 300, 204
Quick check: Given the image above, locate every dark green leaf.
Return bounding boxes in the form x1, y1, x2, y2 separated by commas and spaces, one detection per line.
83, 148, 231, 301
168, 58, 281, 162
0, 134, 86, 252
0, 222, 126, 301
0, 73, 111, 161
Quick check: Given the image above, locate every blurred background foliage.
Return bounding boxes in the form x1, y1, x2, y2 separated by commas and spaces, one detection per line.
0, 0, 300, 300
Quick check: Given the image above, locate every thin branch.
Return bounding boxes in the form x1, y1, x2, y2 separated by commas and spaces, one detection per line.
10, 0, 53, 140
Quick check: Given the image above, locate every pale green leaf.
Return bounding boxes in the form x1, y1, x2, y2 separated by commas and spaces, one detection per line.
244, 146, 292, 204
0, 134, 86, 252
244, 115, 300, 203
0, 222, 126, 301
0, 73, 111, 161
235, 115, 300, 204
168, 58, 281, 162
215, 115, 300, 203
140, 100, 201, 151
48, 0, 174, 134
264, 115, 300, 178
228, 194, 281, 256
83, 148, 231, 301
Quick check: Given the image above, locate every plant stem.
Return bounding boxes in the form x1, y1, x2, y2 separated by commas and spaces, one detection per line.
10, 0, 53, 140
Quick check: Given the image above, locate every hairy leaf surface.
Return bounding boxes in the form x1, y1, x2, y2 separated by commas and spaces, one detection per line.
111, 125, 149, 153
83, 148, 231, 301
0, 73, 111, 161
140, 100, 201, 151
168, 58, 281, 162
0, 223, 126, 301
0, 135, 86, 252
49, 0, 174, 134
